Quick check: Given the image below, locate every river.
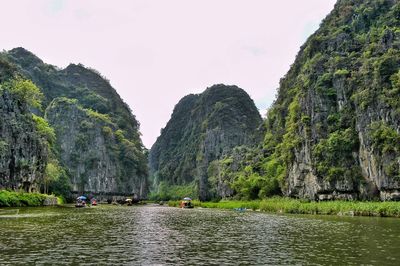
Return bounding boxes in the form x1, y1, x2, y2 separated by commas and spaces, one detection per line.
0, 205, 399, 265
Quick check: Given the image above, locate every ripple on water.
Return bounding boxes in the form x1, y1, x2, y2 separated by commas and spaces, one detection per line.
0, 206, 400, 265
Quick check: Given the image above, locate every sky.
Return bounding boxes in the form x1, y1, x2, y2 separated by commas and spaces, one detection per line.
1, 0, 336, 148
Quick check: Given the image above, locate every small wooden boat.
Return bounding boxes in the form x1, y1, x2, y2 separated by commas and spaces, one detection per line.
126, 199, 133, 206
75, 198, 87, 208
75, 195, 88, 208
233, 207, 247, 212
180, 197, 194, 208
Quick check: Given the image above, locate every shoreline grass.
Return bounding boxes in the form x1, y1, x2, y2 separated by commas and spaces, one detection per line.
168, 197, 400, 218
0, 190, 60, 207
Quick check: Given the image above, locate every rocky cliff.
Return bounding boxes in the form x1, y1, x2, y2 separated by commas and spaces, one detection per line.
0, 83, 48, 192
217, 0, 400, 201
0, 48, 148, 198
278, 0, 400, 201
149, 84, 263, 200
46, 98, 147, 196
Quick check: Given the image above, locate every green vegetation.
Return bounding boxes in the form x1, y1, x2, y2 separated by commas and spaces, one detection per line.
0, 76, 63, 198
313, 128, 360, 181
43, 161, 72, 198
0, 48, 148, 199
168, 198, 400, 218
0, 140, 8, 156
199, 0, 400, 201
369, 121, 400, 154
369, 121, 400, 179
149, 182, 198, 201
47, 85, 148, 196
2, 0, 400, 203
334, 69, 350, 77
32, 114, 56, 146
0, 190, 59, 207
207, 145, 284, 201
149, 85, 262, 201
5, 78, 43, 109
86, 109, 112, 124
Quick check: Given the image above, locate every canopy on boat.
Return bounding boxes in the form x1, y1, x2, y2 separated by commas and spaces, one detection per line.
77, 196, 87, 200
183, 197, 192, 201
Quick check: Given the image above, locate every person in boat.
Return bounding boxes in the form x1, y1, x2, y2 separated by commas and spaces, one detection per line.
75, 199, 86, 208
91, 199, 97, 206
180, 197, 193, 208
76, 196, 88, 207
126, 198, 133, 206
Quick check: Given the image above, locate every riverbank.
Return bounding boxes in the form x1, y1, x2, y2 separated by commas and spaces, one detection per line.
0, 190, 61, 207
168, 197, 400, 217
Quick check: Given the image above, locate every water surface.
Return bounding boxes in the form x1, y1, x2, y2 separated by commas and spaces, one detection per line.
1, 205, 399, 265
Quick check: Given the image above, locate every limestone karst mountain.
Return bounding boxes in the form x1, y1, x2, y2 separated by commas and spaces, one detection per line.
210, 0, 400, 201
149, 84, 263, 200
0, 48, 148, 198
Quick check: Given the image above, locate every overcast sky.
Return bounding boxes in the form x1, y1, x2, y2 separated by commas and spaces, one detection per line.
1, 0, 336, 148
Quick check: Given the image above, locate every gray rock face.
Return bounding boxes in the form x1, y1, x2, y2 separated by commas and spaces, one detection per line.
269, 0, 400, 200
1, 47, 149, 198
0, 90, 47, 192
149, 84, 263, 200
46, 97, 147, 197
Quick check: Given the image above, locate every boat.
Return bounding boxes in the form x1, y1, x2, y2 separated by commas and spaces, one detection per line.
126, 198, 133, 206
180, 197, 194, 208
75, 196, 87, 208
75, 201, 86, 208
91, 199, 98, 206
234, 207, 247, 212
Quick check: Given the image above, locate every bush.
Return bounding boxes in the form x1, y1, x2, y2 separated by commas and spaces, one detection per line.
46, 163, 71, 199
32, 114, 56, 146
86, 109, 112, 124
313, 128, 360, 181
369, 121, 400, 154
5, 78, 43, 109
0, 190, 48, 207
169, 197, 400, 217
334, 69, 350, 76
149, 182, 198, 201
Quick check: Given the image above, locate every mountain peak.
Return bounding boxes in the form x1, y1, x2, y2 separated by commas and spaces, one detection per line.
7, 47, 44, 67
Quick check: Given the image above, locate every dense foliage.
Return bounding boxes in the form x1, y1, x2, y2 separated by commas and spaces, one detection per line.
148, 182, 198, 201
149, 85, 263, 200
0, 48, 148, 198
5, 78, 43, 109
168, 197, 400, 217
0, 77, 57, 194
0, 190, 59, 207
208, 0, 400, 201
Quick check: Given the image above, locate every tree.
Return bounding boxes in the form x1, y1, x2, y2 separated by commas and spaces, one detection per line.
6, 78, 43, 109
43, 162, 62, 194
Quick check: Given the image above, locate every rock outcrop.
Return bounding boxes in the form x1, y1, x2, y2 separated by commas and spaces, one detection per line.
149, 84, 263, 200
206, 0, 400, 201
46, 98, 147, 196
0, 48, 148, 198
230, 0, 400, 201
0, 85, 47, 192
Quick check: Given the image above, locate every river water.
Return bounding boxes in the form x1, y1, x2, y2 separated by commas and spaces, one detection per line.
0, 205, 399, 265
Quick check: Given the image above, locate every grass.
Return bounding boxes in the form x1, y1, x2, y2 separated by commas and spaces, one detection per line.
0, 190, 60, 207
168, 197, 400, 218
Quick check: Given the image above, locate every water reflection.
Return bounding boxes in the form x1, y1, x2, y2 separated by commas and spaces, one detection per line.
0, 206, 399, 265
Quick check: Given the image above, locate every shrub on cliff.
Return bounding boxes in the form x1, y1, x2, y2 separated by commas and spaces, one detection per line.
0, 190, 47, 207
